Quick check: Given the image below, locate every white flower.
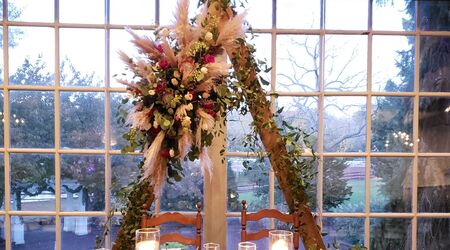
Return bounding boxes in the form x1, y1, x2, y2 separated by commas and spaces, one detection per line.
160, 28, 169, 37
169, 149, 175, 157
200, 67, 208, 74
202, 92, 210, 99
186, 103, 193, 110
148, 89, 156, 95
153, 120, 159, 128
181, 116, 191, 127
184, 93, 193, 100
205, 32, 213, 41
171, 78, 178, 85
173, 70, 181, 78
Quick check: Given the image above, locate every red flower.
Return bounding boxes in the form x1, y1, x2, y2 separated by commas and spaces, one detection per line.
204, 54, 215, 64
156, 44, 164, 53
208, 110, 216, 117
159, 59, 169, 70
160, 148, 170, 158
203, 100, 214, 109
155, 83, 166, 94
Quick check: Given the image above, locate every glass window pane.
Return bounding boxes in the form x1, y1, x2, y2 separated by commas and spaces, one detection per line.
0, 91, 4, 147
159, 0, 199, 26
61, 216, 105, 249
60, 29, 104, 87
324, 96, 366, 152
61, 155, 105, 212
160, 161, 203, 212
60, 0, 104, 24
0, 154, 4, 210
110, 0, 155, 25
227, 111, 259, 152
420, 36, 450, 92
276, 35, 320, 92
0, 1, 3, 21
60, 92, 104, 149
419, 97, 450, 153
324, 158, 365, 213
277, 0, 320, 29
372, 97, 413, 152
227, 157, 269, 212
0, 29, 3, 84
371, 158, 412, 212
111, 155, 140, 210
373, 0, 415, 31
418, 157, 450, 213
419, 1, 450, 31
110, 93, 132, 150
322, 217, 364, 248
8, 0, 54, 22
9, 27, 54, 86
251, 33, 271, 92
325, 0, 368, 30
236, 0, 272, 29
276, 96, 318, 150
324, 35, 367, 92
110, 29, 150, 88
370, 218, 411, 249
0, 216, 4, 248
11, 216, 55, 250
11, 154, 55, 211
10, 91, 54, 148
372, 36, 414, 92
417, 218, 450, 249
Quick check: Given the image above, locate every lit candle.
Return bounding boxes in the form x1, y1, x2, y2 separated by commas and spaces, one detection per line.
135, 240, 158, 250
272, 239, 288, 250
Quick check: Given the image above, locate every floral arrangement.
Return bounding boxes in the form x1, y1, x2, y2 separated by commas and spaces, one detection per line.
118, 0, 246, 194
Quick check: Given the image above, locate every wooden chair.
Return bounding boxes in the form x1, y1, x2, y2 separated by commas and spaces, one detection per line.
141, 202, 203, 249
241, 200, 301, 250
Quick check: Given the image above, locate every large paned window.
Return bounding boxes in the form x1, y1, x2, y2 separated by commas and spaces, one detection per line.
0, 0, 449, 250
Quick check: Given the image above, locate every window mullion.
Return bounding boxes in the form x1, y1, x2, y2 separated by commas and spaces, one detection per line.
3, 0, 12, 248
104, 0, 112, 248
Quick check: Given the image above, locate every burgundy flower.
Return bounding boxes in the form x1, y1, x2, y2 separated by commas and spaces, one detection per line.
204, 54, 215, 64
150, 127, 161, 135
156, 44, 164, 53
203, 100, 214, 110
208, 110, 216, 117
159, 59, 169, 70
155, 83, 166, 94
160, 148, 170, 158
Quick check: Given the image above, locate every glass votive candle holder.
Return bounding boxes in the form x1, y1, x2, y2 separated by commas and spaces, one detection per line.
135, 228, 160, 250
269, 230, 293, 250
204, 242, 220, 250
238, 241, 257, 250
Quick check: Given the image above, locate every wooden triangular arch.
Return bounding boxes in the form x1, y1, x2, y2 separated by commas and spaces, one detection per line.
112, 1, 325, 249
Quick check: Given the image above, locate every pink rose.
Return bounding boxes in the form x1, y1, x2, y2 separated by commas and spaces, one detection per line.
204, 54, 215, 64
159, 59, 169, 70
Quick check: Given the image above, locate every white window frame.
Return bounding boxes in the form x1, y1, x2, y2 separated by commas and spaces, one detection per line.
0, 0, 448, 249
